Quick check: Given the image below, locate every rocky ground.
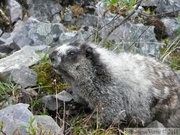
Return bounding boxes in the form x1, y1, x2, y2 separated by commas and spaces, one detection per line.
0, 0, 180, 134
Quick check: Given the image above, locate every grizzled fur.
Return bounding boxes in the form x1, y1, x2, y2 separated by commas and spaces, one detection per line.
49, 40, 180, 127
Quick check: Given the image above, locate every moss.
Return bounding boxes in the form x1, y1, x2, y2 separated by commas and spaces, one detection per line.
31, 61, 69, 94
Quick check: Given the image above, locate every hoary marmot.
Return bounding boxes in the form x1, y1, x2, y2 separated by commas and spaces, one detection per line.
49, 40, 180, 127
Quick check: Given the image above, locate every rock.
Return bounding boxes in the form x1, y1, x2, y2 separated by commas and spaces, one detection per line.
6, 0, 23, 23
35, 115, 63, 135
17, 17, 66, 46
0, 32, 11, 44
11, 66, 37, 88
13, 35, 33, 49
56, 90, 73, 102
52, 14, 62, 23
147, 120, 167, 135
0, 45, 49, 80
60, 31, 77, 43
0, 45, 13, 57
0, 17, 66, 49
155, 0, 180, 15
0, 29, 2, 35
0, 20, 26, 51
27, 0, 63, 22
141, 0, 180, 16
147, 120, 166, 128
75, 14, 98, 27
0, 103, 36, 135
60, 26, 96, 44
175, 70, 180, 81
40, 90, 73, 111
100, 16, 162, 57
141, 0, 159, 6
161, 18, 179, 40
17, 88, 38, 104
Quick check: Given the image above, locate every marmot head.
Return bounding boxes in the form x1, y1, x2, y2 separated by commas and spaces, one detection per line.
49, 40, 99, 81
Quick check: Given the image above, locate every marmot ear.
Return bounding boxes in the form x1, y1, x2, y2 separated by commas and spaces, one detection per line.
85, 47, 93, 59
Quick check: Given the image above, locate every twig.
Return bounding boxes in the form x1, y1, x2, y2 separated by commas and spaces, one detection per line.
125, 25, 152, 51
85, 14, 120, 41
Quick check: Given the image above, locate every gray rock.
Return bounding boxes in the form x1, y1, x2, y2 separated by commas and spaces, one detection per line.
155, 0, 180, 14
0, 45, 48, 80
100, 16, 162, 57
60, 31, 77, 43
0, 18, 66, 50
27, 0, 62, 22
35, 115, 63, 135
147, 120, 167, 135
56, 90, 73, 102
20, 17, 65, 46
0, 29, 2, 35
141, 0, 159, 6
175, 70, 180, 81
141, 0, 180, 15
41, 90, 73, 111
11, 66, 37, 88
0, 20, 25, 51
0, 32, 11, 42
52, 14, 62, 23
147, 120, 166, 128
41, 95, 60, 111
0, 45, 13, 57
161, 18, 179, 40
0, 103, 36, 135
60, 26, 96, 44
6, 0, 23, 23
13, 35, 33, 49
75, 14, 98, 27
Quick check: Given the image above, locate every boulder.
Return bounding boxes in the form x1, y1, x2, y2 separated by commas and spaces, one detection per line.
27, 0, 62, 22
161, 18, 179, 40
40, 90, 73, 111
6, 0, 23, 23
0, 45, 49, 82
11, 66, 37, 88
0, 103, 36, 135
100, 16, 163, 57
35, 115, 63, 135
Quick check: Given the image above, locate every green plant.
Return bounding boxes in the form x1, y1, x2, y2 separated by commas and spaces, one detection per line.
0, 77, 18, 107
22, 116, 37, 135
101, 0, 136, 11
35, 50, 49, 63
0, 121, 6, 135
160, 36, 180, 70
178, 15, 180, 34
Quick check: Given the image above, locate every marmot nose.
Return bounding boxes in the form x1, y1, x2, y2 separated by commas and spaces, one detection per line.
49, 51, 61, 67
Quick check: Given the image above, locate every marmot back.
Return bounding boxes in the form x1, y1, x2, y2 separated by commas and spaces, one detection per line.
49, 40, 180, 127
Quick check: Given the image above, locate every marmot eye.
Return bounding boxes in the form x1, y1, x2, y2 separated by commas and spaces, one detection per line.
67, 51, 75, 56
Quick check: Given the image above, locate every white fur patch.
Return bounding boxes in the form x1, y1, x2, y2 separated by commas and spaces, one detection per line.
55, 44, 74, 55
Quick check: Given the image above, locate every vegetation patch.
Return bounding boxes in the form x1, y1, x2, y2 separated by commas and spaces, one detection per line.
31, 61, 68, 94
